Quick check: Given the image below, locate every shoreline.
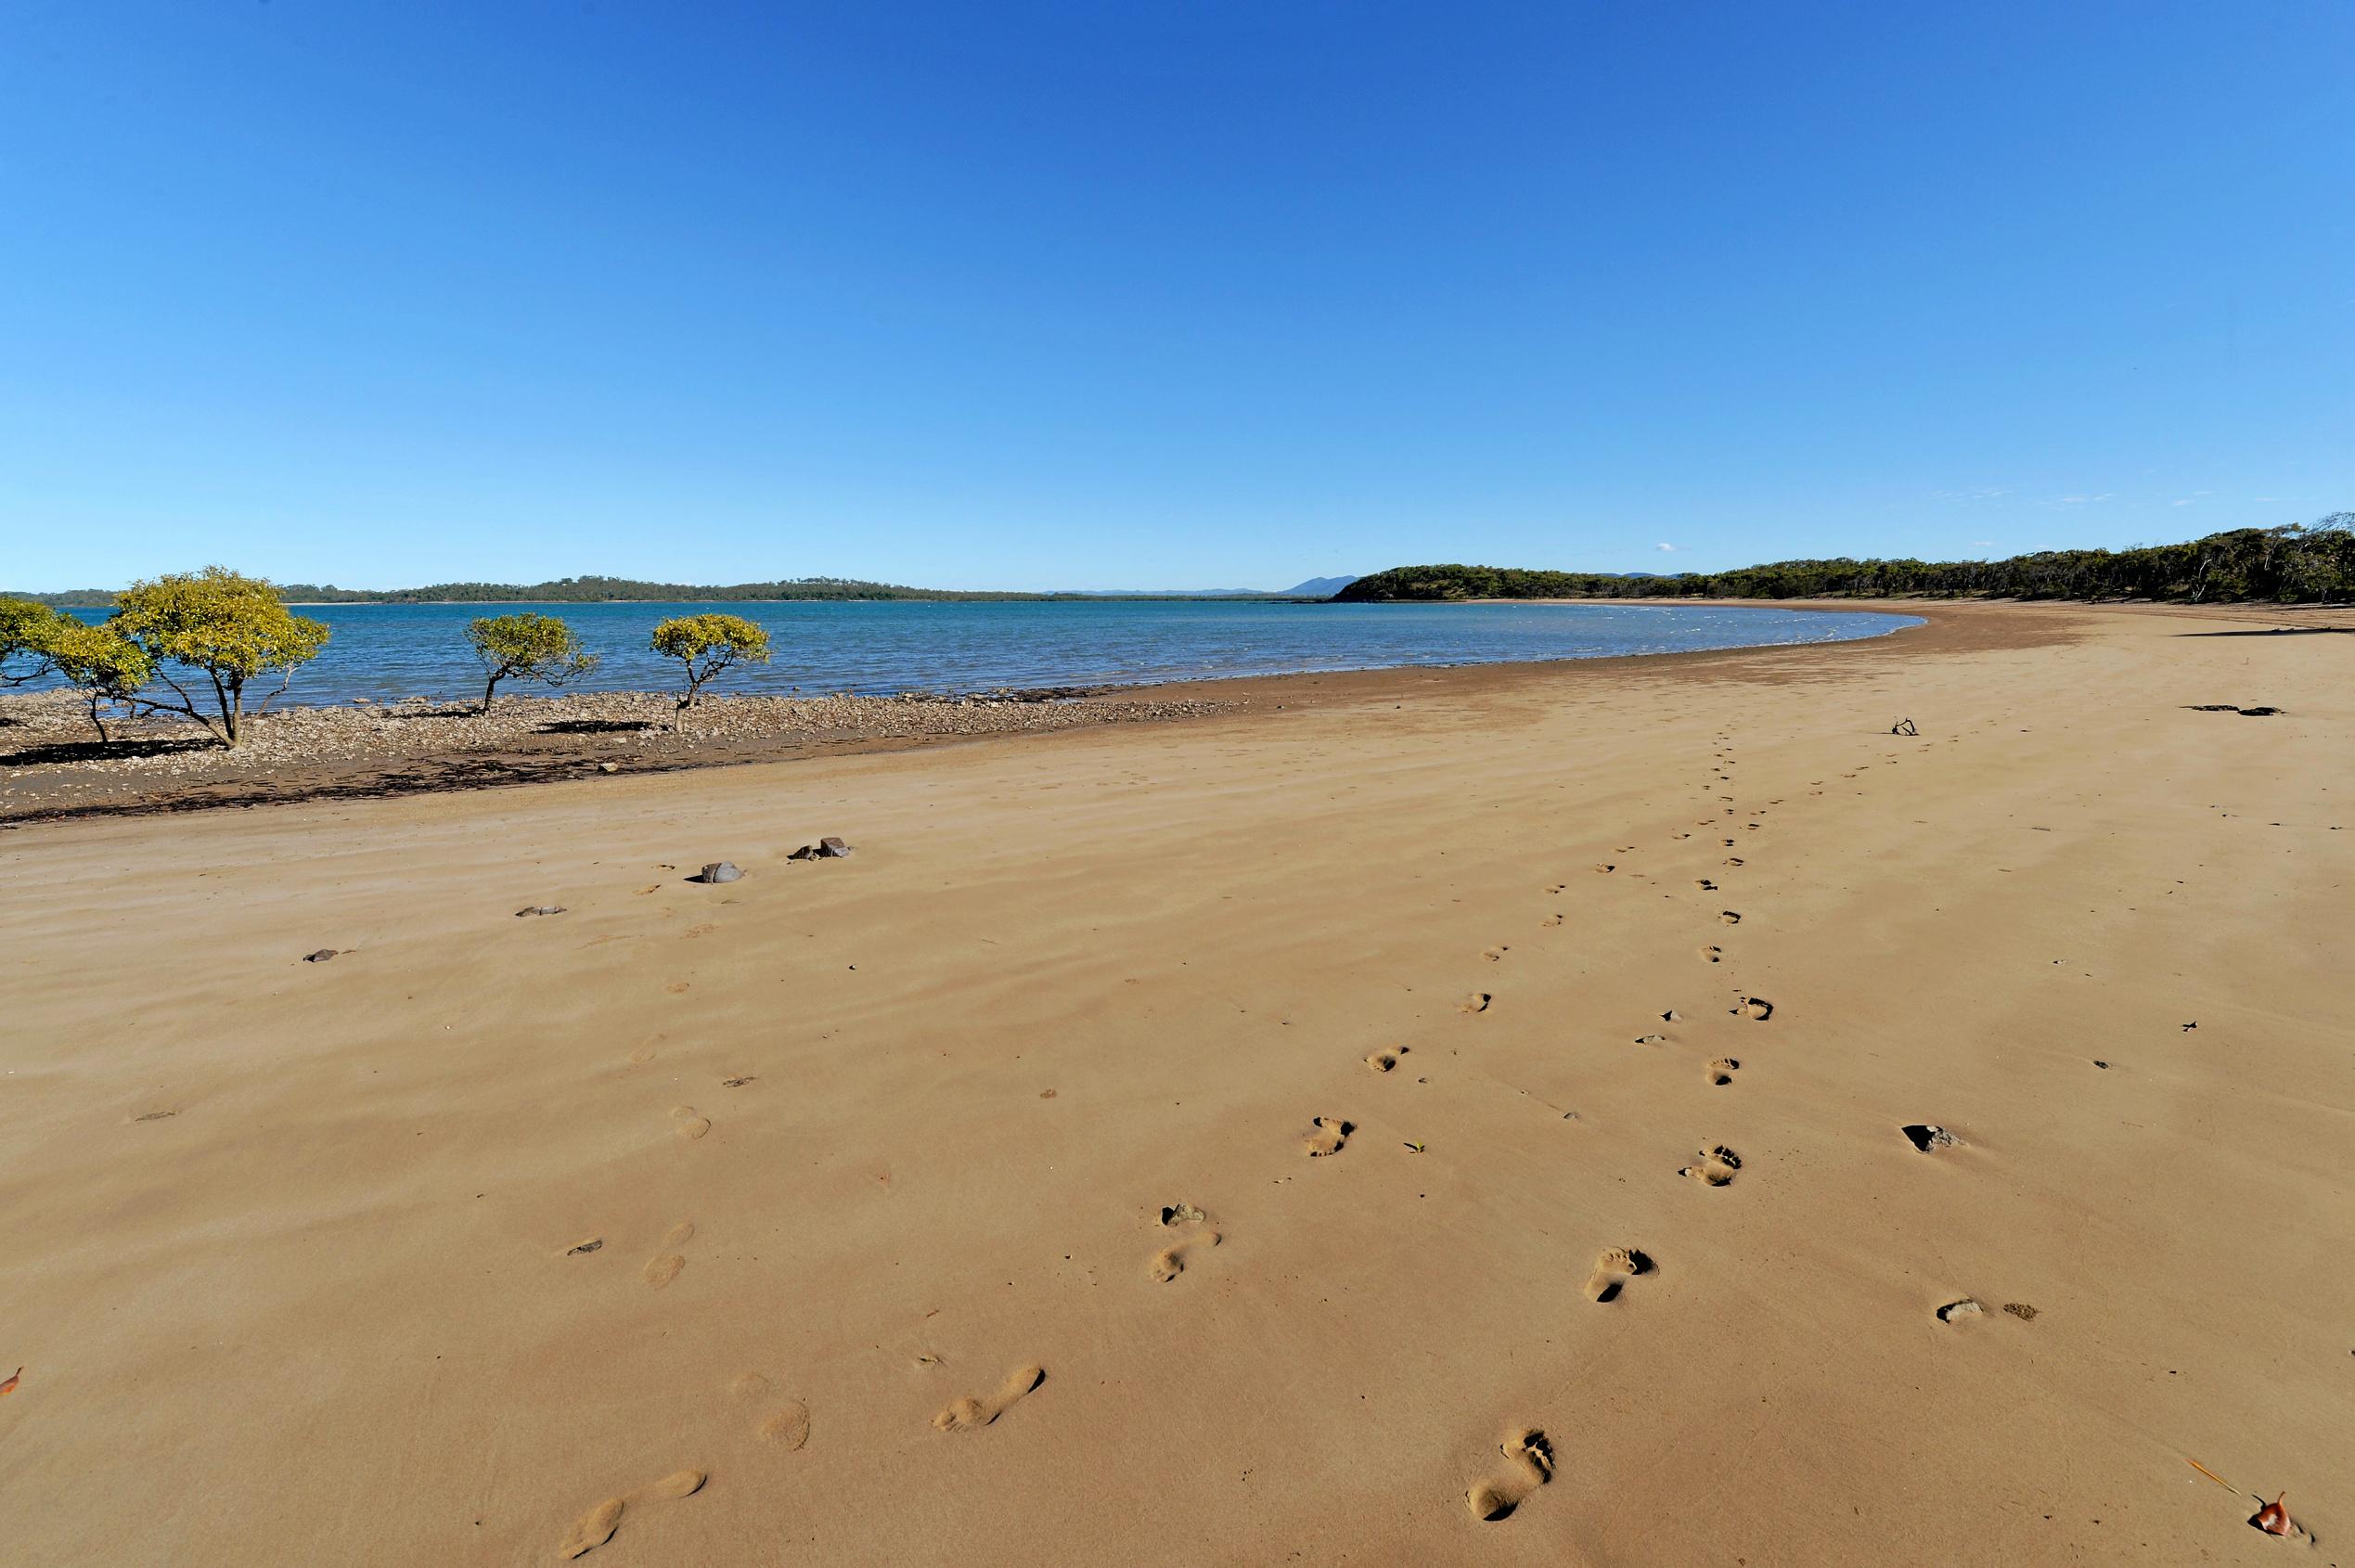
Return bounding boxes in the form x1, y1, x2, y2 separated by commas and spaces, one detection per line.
0, 600, 2168, 827
3, 597, 2331, 828
6, 603, 1934, 826
4, 595, 2348, 1564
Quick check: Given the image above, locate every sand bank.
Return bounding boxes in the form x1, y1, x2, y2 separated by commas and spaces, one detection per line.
1, 600, 2349, 1564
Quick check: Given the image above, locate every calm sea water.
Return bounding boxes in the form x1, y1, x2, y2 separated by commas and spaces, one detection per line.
43, 599, 1921, 706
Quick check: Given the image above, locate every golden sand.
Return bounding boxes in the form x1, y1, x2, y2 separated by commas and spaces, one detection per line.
1, 600, 2347, 1564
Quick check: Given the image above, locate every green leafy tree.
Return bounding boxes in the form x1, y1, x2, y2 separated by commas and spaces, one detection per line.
1, 597, 62, 687
650, 612, 770, 714
109, 567, 330, 747
465, 611, 599, 713
37, 616, 153, 741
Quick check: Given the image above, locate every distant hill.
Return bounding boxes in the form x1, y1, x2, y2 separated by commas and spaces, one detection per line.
1333, 518, 2353, 604
8, 571, 1372, 607
9, 575, 1244, 608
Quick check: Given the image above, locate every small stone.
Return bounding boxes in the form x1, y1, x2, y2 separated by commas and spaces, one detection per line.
1937, 1298, 1982, 1322
696, 862, 743, 884
515, 906, 566, 918
597, 761, 619, 773
303, 949, 339, 963
1901, 1124, 1960, 1152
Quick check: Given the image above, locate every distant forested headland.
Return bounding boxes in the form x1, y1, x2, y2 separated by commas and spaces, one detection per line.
17, 575, 1098, 609
1338, 517, 2355, 605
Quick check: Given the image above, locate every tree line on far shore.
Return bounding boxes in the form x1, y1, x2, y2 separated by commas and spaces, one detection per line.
1, 567, 773, 748
1335, 516, 2355, 604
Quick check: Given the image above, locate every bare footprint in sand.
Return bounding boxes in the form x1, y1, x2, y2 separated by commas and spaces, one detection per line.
933, 1364, 1045, 1432
1148, 1224, 1222, 1283
1718, 910, 1742, 925
1707, 1058, 1740, 1086
1693, 879, 1717, 891
1585, 1246, 1652, 1303
1460, 992, 1491, 1014
1723, 856, 1744, 868
1697, 945, 1723, 963
560, 1498, 624, 1559
1466, 1429, 1554, 1522
758, 1401, 811, 1449
559, 1470, 705, 1558
1591, 863, 1615, 874
1482, 946, 1510, 963
1679, 1146, 1742, 1186
1303, 1117, 1354, 1157
644, 1221, 695, 1288
672, 1106, 712, 1139
1734, 996, 1773, 1021
1365, 1047, 1409, 1073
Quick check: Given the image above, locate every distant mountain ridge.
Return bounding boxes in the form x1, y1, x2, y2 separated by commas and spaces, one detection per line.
8, 572, 1364, 607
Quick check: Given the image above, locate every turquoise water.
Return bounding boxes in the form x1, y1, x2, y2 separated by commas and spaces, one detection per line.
42, 599, 1921, 706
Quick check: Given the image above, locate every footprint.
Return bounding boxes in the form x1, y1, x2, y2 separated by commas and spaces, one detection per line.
560, 1498, 625, 1559
1706, 1058, 1739, 1086
644, 1221, 695, 1288
1482, 946, 1509, 963
1734, 997, 1773, 1022
1591, 864, 1615, 874
933, 1364, 1045, 1432
1723, 857, 1744, 868
1901, 1124, 1960, 1152
1633, 1034, 1667, 1046
1693, 879, 1717, 891
1539, 913, 1563, 927
672, 1106, 711, 1139
1365, 1047, 1409, 1073
1466, 1429, 1554, 1522
1148, 1226, 1222, 1283
1679, 1146, 1742, 1186
1697, 945, 1722, 963
1460, 992, 1491, 1014
758, 1402, 812, 1449
1718, 911, 1742, 925
558, 1471, 705, 1560
1303, 1117, 1354, 1157
1584, 1246, 1651, 1303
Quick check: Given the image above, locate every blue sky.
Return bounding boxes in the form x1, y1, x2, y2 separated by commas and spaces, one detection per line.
3, 2, 2349, 591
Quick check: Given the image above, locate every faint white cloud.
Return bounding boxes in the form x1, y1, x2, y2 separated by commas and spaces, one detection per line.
1971, 540, 1997, 548
2057, 494, 2115, 505
1931, 486, 2012, 504
2170, 498, 2194, 507
1654, 542, 1678, 552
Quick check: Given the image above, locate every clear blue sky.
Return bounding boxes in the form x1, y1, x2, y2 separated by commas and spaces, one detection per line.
3, 3, 2349, 592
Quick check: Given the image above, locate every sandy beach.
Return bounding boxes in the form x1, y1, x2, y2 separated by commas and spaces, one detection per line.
3, 598, 2349, 1566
